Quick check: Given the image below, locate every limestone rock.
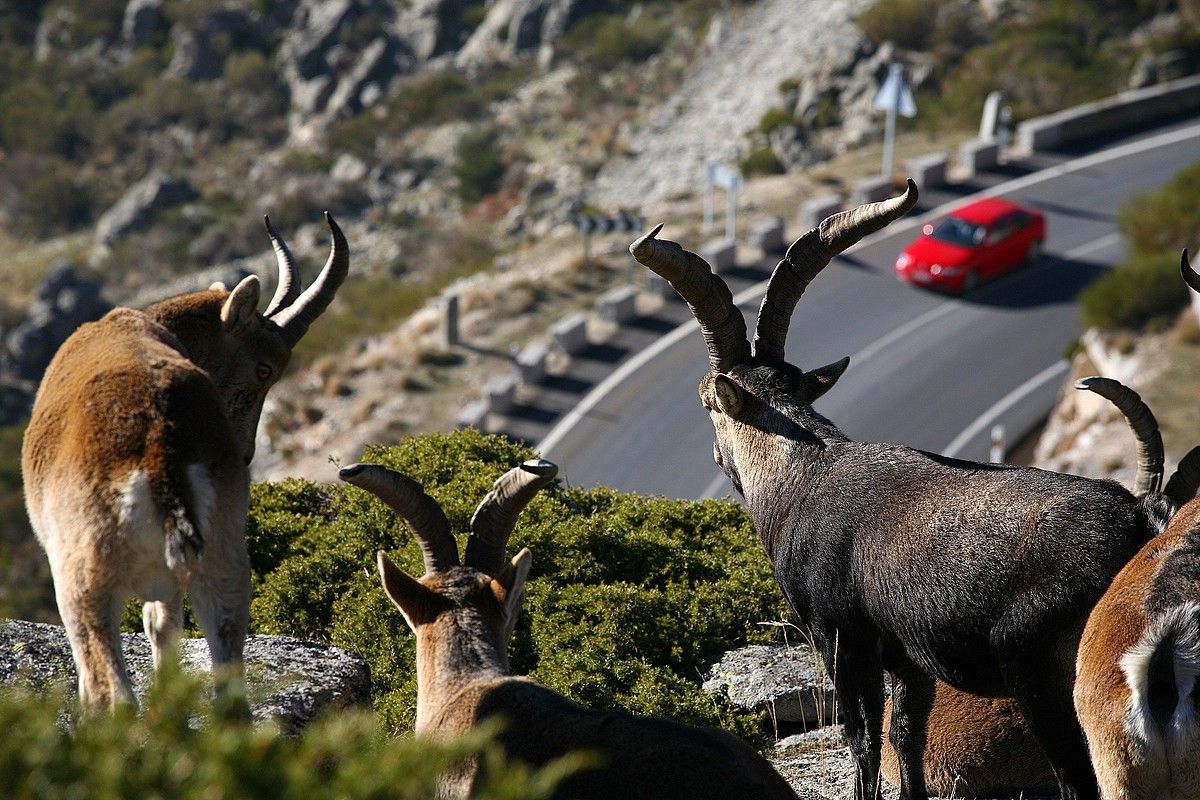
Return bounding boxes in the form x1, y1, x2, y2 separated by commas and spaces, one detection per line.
94, 172, 199, 248
0, 620, 371, 734
167, 7, 268, 81
703, 643, 835, 727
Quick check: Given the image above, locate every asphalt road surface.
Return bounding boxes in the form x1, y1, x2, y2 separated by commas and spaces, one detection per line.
541, 122, 1200, 499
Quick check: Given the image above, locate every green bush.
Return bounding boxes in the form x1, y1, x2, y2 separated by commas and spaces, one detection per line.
740, 146, 785, 177
857, 0, 944, 50
453, 126, 507, 204
1118, 161, 1200, 257
0, 669, 575, 799
562, 13, 667, 70
246, 430, 785, 740
756, 107, 795, 136
11, 157, 94, 238
1079, 251, 1189, 332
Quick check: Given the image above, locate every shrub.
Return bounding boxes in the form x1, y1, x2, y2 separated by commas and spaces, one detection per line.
1118, 161, 1200, 256
246, 430, 785, 740
857, 0, 943, 50
0, 669, 575, 799
453, 126, 507, 204
562, 13, 667, 70
1079, 251, 1189, 332
740, 146, 785, 177
11, 157, 94, 238
756, 107, 794, 136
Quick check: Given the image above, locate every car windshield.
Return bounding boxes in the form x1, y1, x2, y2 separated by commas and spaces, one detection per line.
929, 217, 986, 247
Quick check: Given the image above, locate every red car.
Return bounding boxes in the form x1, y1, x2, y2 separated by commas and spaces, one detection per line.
894, 197, 1046, 293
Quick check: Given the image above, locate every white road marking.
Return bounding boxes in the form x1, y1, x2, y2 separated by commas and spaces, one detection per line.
941, 361, 1070, 459
539, 122, 1200, 462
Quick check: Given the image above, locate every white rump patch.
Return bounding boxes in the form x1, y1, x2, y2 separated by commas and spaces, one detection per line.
1120, 602, 1200, 755
117, 470, 155, 530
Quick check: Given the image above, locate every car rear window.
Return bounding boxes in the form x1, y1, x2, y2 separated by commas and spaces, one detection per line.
929, 217, 986, 247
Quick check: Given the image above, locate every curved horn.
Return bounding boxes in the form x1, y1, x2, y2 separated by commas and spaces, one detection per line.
263, 215, 302, 317
1182, 249, 1200, 295
1166, 446, 1200, 507
753, 180, 918, 362
339, 464, 459, 575
272, 212, 350, 347
1076, 377, 1164, 496
465, 459, 557, 574
629, 224, 750, 373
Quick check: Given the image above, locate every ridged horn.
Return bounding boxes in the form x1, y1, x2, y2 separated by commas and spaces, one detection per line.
753, 180, 918, 362
629, 224, 750, 373
1166, 446, 1200, 507
339, 464, 459, 575
272, 212, 350, 347
465, 460, 557, 575
1182, 249, 1200, 295
1076, 377, 1164, 496
263, 215, 302, 317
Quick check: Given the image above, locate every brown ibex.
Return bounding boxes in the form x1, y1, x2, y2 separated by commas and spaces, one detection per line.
629, 181, 1164, 800
339, 460, 799, 799
22, 213, 349, 709
1073, 255, 1200, 800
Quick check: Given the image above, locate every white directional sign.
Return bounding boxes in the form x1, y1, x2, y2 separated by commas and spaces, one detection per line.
873, 63, 916, 118
705, 162, 743, 192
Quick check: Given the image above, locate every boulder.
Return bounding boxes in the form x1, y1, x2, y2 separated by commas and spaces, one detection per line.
0, 620, 371, 735
703, 644, 835, 727
121, 0, 168, 50
167, 7, 268, 81
457, 0, 612, 68
94, 172, 198, 248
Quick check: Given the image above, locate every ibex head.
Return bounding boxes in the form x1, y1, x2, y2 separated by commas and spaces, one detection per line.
630, 182, 918, 496
145, 213, 348, 463
339, 459, 557, 697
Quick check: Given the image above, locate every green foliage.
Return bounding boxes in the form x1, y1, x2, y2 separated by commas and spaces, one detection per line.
10, 157, 93, 238
0, 669, 575, 799
756, 107, 795, 136
247, 430, 784, 740
740, 147, 785, 177
1079, 251, 1189, 332
1118, 161, 1200, 256
562, 13, 668, 70
453, 126, 507, 204
857, 0, 943, 50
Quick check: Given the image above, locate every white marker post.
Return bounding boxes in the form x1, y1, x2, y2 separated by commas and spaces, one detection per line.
873, 63, 916, 178
705, 162, 743, 243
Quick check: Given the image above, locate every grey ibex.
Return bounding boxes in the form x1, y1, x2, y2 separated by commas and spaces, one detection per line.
630, 181, 1164, 800
339, 460, 799, 799
1073, 256, 1200, 800
22, 213, 349, 708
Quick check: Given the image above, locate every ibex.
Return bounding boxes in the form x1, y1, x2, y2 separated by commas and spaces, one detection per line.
339, 460, 799, 799
629, 181, 1164, 800
879, 375, 1180, 798
1073, 254, 1200, 800
22, 213, 349, 708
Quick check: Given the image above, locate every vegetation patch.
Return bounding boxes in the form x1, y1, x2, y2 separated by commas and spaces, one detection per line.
0, 668, 574, 799
244, 430, 786, 741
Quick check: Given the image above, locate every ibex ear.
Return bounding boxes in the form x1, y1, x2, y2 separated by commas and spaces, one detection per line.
492, 547, 532, 637
378, 551, 436, 632
221, 275, 261, 334
713, 374, 744, 417
802, 356, 850, 402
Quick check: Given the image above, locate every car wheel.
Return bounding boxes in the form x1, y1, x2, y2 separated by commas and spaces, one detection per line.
1026, 240, 1042, 265
962, 270, 979, 293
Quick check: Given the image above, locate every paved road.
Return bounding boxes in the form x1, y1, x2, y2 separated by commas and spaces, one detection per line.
540, 122, 1200, 499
